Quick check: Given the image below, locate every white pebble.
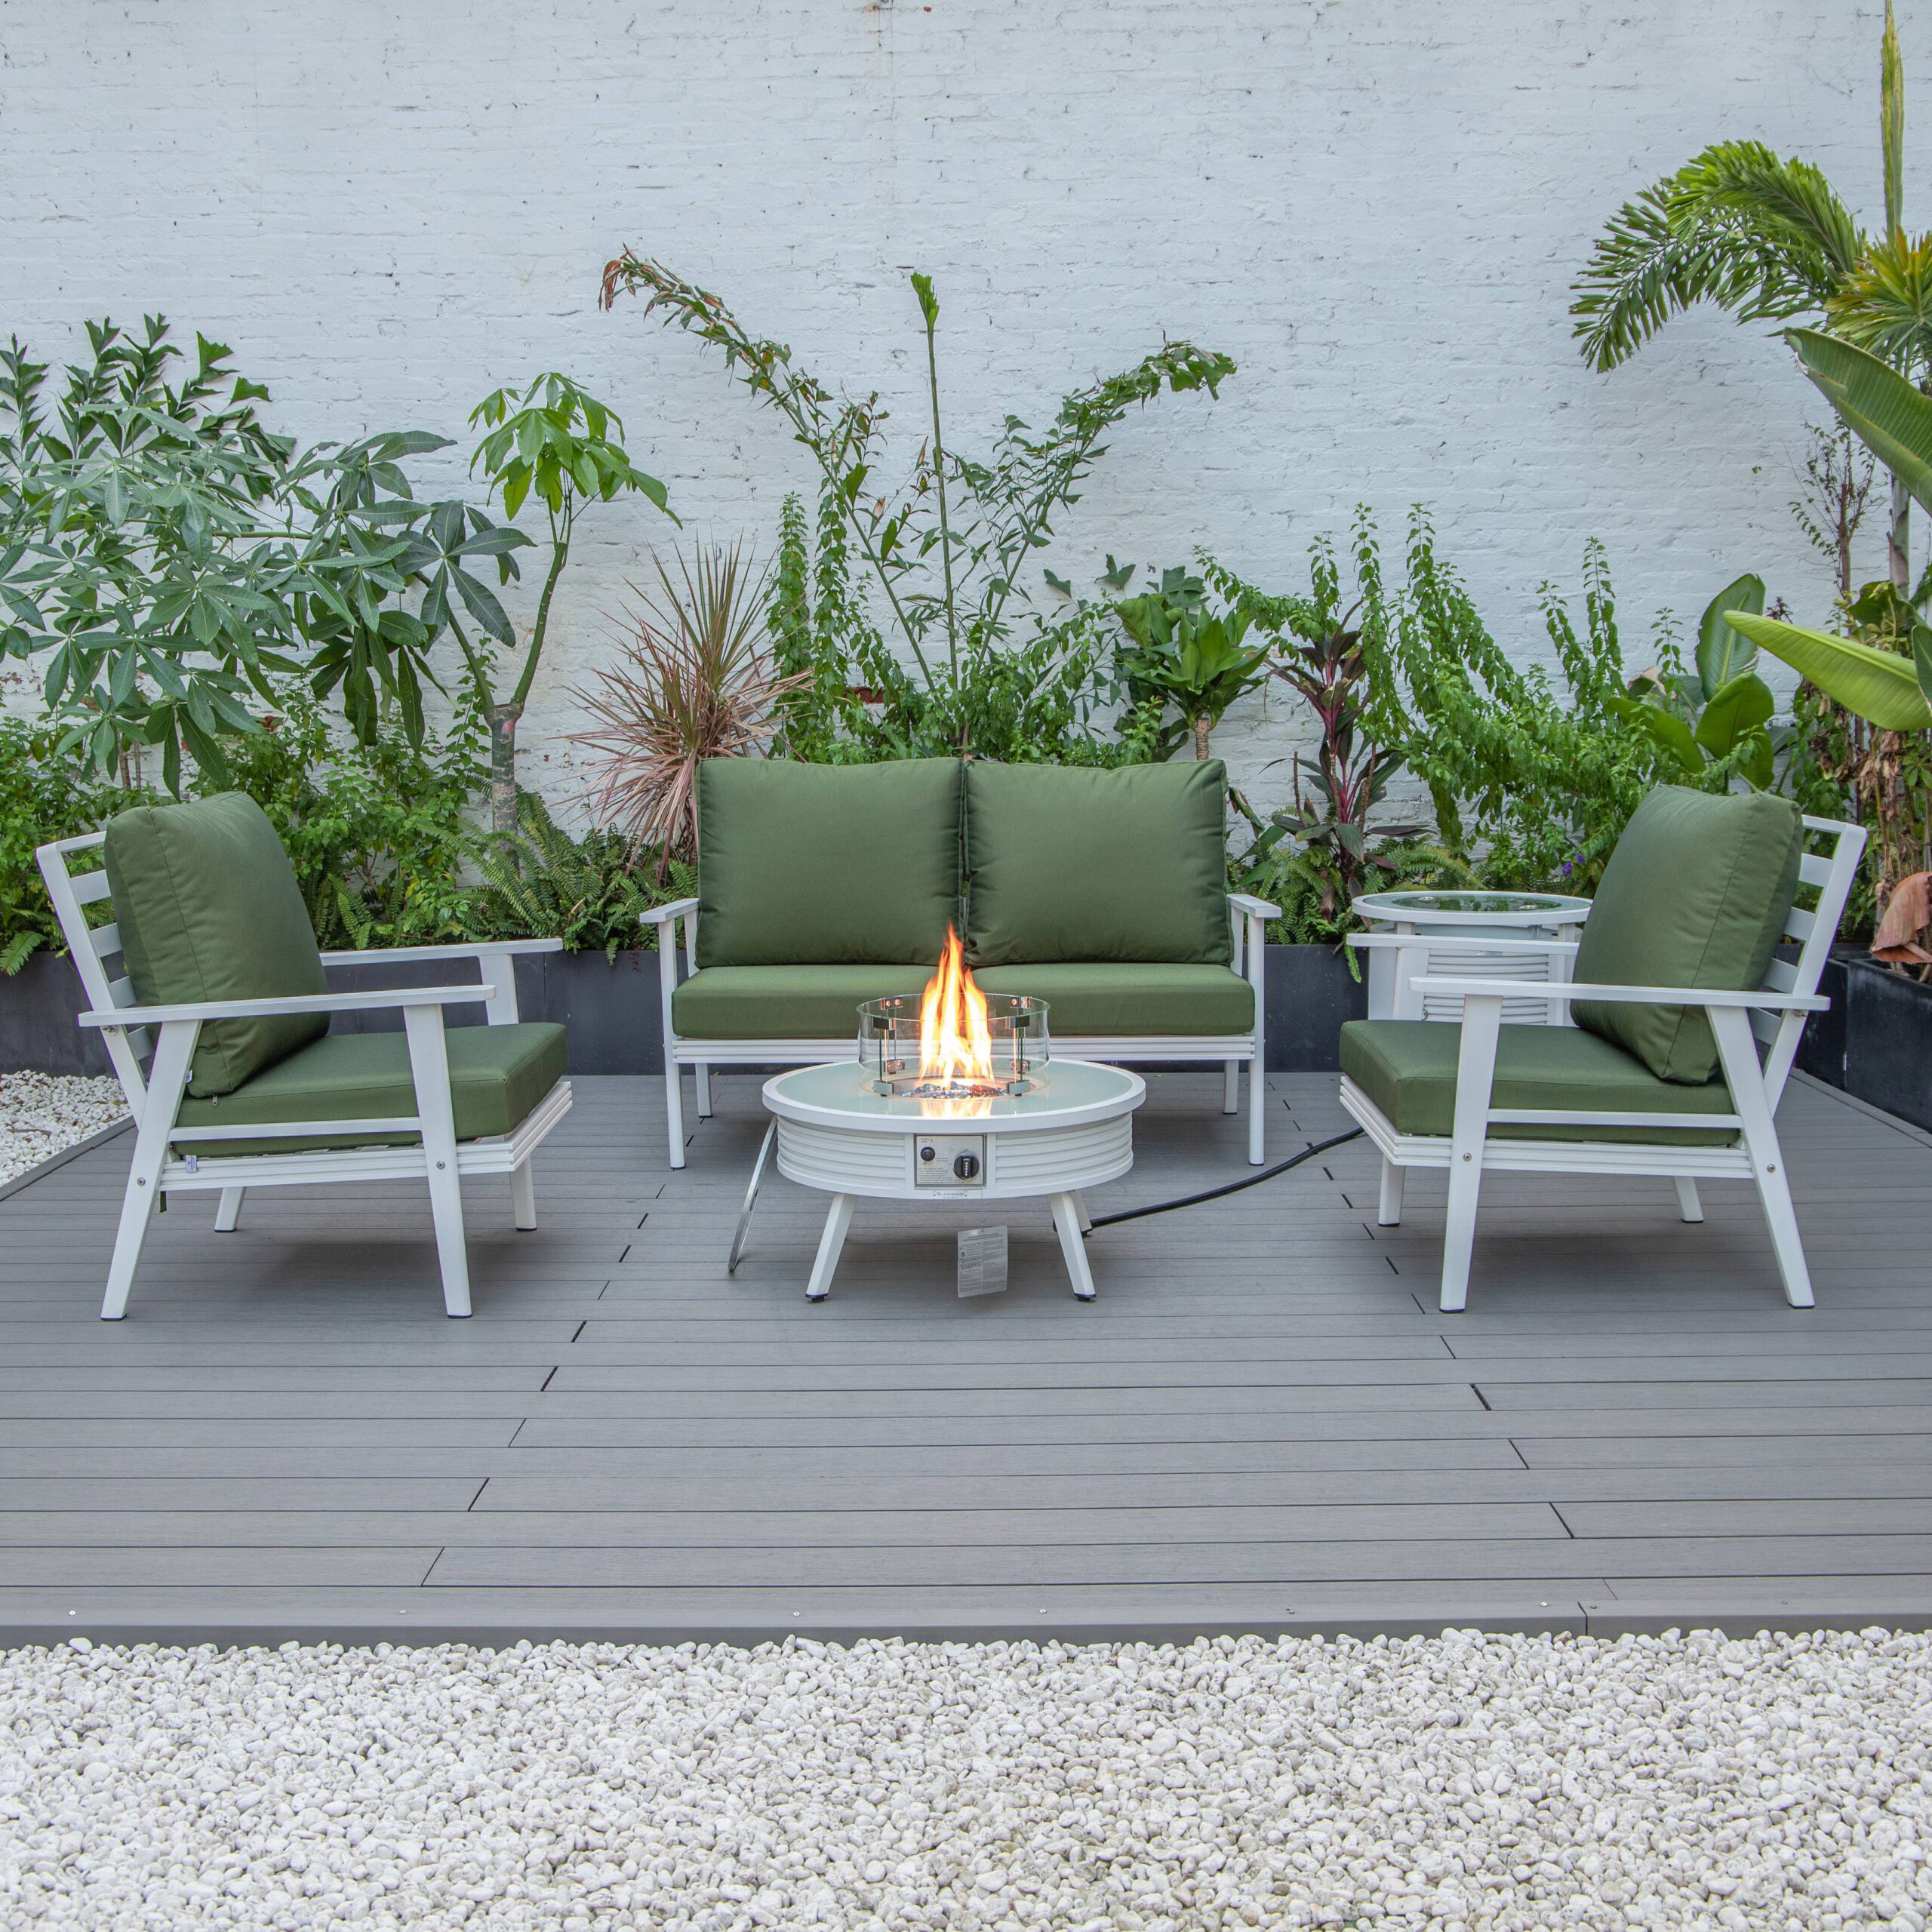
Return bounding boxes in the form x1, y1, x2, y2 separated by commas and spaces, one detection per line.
0, 1071, 126, 1187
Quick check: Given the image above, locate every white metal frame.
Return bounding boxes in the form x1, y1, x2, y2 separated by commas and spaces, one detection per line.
645, 891, 1279, 1171
36, 829, 574, 1321
1340, 815, 1866, 1313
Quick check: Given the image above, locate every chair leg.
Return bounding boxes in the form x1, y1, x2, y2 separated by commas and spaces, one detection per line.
1710, 1007, 1814, 1310
665, 1057, 687, 1171
694, 1060, 713, 1118
1672, 1177, 1703, 1223
1223, 1058, 1239, 1115
510, 1159, 537, 1231
1439, 1155, 1483, 1314
404, 1005, 472, 1318
1377, 1159, 1405, 1227
214, 1186, 245, 1233
1247, 1060, 1266, 1165
101, 1021, 196, 1321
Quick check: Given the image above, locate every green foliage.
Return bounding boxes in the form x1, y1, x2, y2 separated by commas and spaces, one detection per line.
601, 254, 1232, 751
1112, 566, 1268, 761
1609, 574, 1779, 789
217, 691, 490, 951
0, 715, 142, 973
0, 316, 526, 789
471, 792, 695, 958
468, 372, 674, 718
764, 485, 1131, 765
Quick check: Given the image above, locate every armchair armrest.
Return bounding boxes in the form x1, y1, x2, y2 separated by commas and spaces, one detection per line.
1228, 892, 1281, 920
1406, 975, 1827, 1013
318, 939, 563, 967
642, 897, 700, 927
79, 984, 494, 1029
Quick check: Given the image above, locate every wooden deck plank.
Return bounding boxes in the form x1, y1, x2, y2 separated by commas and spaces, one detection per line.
0, 1068, 1925, 1638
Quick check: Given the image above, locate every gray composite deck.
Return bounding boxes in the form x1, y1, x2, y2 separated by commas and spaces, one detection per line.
1, 1069, 1929, 1644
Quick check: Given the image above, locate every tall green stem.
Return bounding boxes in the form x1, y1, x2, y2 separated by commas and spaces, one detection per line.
923, 312, 958, 678
492, 503, 571, 836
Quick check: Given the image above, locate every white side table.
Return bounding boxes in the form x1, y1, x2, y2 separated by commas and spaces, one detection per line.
1351, 890, 1592, 1026
731, 1059, 1145, 1301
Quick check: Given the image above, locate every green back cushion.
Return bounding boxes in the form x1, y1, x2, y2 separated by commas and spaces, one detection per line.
103, 792, 328, 1098
695, 757, 964, 967
964, 760, 1232, 966
1573, 785, 1803, 1084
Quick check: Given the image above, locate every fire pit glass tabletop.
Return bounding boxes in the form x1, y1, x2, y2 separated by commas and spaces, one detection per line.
730, 1058, 1146, 1302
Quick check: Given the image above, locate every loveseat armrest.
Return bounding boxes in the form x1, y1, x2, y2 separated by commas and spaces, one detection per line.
1228, 892, 1281, 921
642, 898, 700, 928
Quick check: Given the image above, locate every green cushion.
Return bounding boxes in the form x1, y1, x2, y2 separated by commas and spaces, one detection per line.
1340, 1018, 1737, 1144
103, 792, 328, 1098
1573, 786, 1803, 1084
964, 760, 1232, 966
694, 758, 962, 968
673, 965, 938, 1040
172, 1022, 568, 1156
974, 963, 1254, 1035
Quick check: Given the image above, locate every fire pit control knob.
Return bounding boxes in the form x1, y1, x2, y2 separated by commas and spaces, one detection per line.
953, 1152, 981, 1181
918, 1145, 934, 1162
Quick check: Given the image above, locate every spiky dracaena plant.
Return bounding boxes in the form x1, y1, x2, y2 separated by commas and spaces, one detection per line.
1572, 2, 1926, 588
568, 543, 806, 871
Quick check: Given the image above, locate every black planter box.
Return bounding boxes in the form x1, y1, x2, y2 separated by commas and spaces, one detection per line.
2, 943, 1361, 1076
1815, 952, 1932, 1134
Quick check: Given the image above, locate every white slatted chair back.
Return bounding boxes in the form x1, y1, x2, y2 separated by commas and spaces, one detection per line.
34, 829, 153, 1110
1753, 814, 1866, 1110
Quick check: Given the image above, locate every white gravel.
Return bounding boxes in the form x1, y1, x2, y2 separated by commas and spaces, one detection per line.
0, 1072, 127, 1187
3, 1630, 1930, 1930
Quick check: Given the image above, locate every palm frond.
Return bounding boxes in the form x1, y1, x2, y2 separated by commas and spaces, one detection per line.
1826, 230, 1932, 373
1571, 145, 1862, 372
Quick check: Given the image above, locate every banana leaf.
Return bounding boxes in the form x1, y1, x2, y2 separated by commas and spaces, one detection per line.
1786, 328, 1932, 521
1728, 609, 1932, 729
1695, 574, 1764, 698
1693, 669, 1774, 755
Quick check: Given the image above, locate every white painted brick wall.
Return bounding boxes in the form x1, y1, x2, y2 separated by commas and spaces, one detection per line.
0, 0, 1903, 817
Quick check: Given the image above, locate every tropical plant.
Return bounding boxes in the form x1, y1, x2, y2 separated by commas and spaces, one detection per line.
472, 791, 695, 960
600, 253, 1234, 751
1609, 574, 1779, 789
1201, 548, 1417, 917
467, 373, 675, 831
569, 543, 804, 868
1571, 2, 1918, 588
1111, 565, 1269, 761
0, 317, 526, 789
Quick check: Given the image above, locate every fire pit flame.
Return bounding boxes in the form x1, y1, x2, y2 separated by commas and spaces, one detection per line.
912, 928, 998, 1099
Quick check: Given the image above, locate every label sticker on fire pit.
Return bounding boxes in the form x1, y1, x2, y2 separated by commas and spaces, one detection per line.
957, 1226, 1009, 1297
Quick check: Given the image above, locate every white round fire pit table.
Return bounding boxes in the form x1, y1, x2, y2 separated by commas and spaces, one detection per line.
730, 1059, 1145, 1302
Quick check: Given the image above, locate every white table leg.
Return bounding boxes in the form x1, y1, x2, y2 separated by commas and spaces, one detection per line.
1072, 1190, 1092, 1235
728, 1122, 777, 1273
1051, 1192, 1096, 1301
806, 1194, 853, 1302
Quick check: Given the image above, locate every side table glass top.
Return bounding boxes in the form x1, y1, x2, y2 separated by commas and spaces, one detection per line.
1352, 888, 1592, 924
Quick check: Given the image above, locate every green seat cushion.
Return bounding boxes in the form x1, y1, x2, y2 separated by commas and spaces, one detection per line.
1340, 1019, 1737, 1145
964, 760, 1232, 966
1573, 786, 1803, 1084
172, 1022, 568, 1156
103, 792, 328, 1098
672, 965, 938, 1040
973, 964, 1254, 1036
695, 758, 963, 968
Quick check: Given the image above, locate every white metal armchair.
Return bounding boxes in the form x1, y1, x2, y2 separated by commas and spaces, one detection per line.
1339, 799, 1865, 1313
37, 796, 572, 1320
